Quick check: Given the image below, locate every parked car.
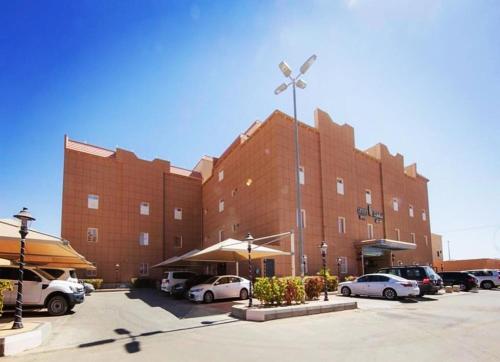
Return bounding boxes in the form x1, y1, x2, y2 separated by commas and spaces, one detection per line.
161, 271, 196, 293
463, 269, 500, 290
438, 272, 478, 291
171, 274, 214, 299
339, 273, 420, 300
0, 265, 85, 316
378, 266, 443, 296
189, 275, 250, 303
41, 267, 95, 295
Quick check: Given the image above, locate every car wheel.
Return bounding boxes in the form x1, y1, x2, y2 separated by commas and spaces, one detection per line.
47, 295, 69, 316
383, 288, 397, 300
481, 281, 494, 290
239, 288, 248, 300
341, 286, 351, 297
459, 283, 467, 291
203, 291, 214, 303
418, 290, 425, 297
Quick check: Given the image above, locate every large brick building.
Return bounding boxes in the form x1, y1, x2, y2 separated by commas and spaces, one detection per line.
61, 108, 433, 282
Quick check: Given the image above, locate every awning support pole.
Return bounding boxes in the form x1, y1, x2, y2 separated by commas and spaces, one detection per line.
361, 248, 365, 275
291, 231, 296, 277
235, 261, 239, 276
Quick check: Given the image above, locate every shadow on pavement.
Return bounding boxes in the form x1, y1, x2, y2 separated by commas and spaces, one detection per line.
125, 288, 239, 319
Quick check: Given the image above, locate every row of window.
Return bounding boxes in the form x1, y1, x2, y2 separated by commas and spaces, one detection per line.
303, 255, 348, 274
86, 263, 150, 277
86, 228, 183, 248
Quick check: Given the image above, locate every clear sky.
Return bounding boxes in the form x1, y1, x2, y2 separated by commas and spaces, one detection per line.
1, 0, 499, 260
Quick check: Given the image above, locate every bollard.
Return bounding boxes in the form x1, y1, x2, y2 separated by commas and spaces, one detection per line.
445, 285, 453, 293
452, 285, 461, 292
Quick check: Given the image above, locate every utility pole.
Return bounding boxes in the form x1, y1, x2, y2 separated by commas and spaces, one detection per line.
447, 240, 451, 260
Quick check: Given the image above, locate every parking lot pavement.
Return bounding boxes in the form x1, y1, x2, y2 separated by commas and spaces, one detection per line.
3, 288, 500, 362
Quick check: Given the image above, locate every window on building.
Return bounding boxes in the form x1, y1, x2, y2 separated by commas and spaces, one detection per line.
232, 224, 239, 232
88, 194, 99, 209
218, 170, 224, 182
338, 217, 346, 234
395, 228, 401, 241
410, 232, 416, 243
219, 199, 224, 213
86, 263, 97, 277
409, 205, 414, 218
365, 190, 372, 205
299, 166, 305, 185
139, 232, 149, 246
174, 236, 182, 248
424, 235, 428, 246
174, 208, 182, 220
300, 209, 307, 228
393, 198, 399, 212
367, 224, 374, 239
303, 255, 308, 274
140, 202, 150, 215
87, 228, 98, 242
336, 178, 344, 195
218, 229, 224, 242
339, 256, 348, 274
231, 188, 238, 197
139, 263, 149, 276
422, 210, 427, 221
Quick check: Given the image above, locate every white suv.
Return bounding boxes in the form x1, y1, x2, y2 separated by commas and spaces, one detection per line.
464, 269, 500, 289
41, 267, 95, 295
0, 265, 85, 316
161, 271, 196, 293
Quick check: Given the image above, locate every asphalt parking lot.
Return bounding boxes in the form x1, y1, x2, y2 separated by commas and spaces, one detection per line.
3, 288, 500, 362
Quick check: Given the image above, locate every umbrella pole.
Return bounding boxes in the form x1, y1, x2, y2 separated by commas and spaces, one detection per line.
236, 261, 239, 276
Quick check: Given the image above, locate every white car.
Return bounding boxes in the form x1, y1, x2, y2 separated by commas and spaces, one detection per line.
0, 265, 85, 316
339, 273, 420, 300
161, 271, 196, 293
464, 269, 500, 289
189, 275, 250, 303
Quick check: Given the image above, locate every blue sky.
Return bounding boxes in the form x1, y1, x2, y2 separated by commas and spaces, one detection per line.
1, 0, 499, 260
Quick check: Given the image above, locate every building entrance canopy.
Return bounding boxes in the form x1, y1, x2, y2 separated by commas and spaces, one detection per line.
0, 219, 95, 269
355, 239, 417, 251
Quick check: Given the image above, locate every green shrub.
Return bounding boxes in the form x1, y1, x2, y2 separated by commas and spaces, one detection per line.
0, 280, 13, 315
253, 277, 272, 305
131, 277, 156, 288
82, 279, 103, 289
316, 268, 338, 291
253, 277, 304, 306
304, 276, 324, 300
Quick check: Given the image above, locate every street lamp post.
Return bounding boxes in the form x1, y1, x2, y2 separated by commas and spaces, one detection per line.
337, 257, 342, 281
245, 233, 255, 308
320, 241, 328, 301
115, 264, 120, 286
12, 207, 35, 330
274, 54, 317, 278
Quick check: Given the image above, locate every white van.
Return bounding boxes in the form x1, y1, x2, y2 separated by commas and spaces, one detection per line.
0, 265, 85, 316
161, 271, 196, 293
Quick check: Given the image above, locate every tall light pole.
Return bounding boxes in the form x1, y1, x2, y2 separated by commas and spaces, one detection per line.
245, 233, 255, 308
274, 54, 317, 278
12, 207, 35, 329
320, 241, 328, 301
447, 240, 452, 260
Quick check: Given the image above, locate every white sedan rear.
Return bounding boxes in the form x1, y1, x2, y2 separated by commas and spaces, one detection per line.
339, 273, 420, 300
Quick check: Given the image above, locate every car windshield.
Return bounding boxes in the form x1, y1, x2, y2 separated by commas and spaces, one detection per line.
204, 276, 219, 284
424, 266, 440, 280
35, 268, 56, 280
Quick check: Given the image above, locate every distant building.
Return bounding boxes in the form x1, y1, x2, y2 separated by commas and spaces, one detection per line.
61, 108, 434, 282
442, 258, 500, 271
431, 233, 444, 270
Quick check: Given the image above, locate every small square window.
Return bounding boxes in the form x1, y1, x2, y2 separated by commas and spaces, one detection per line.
174, 208, 182, 220
338, 256, 348, 274
300, 209, 306, 228
299, 166, 305, 185
392, 198, 399, 212
232, 223, 239, 232
336, 178, 344, 195
367, 224, 374, 239
395, 228, 401, 241
365, 190, 372, 205
174, 236, 182, 248
219, 199, 224, 213
140, 202, 150, 215
410, 232, 416, 243
139, 263, 149, 276
338, 217, 346, 234
87, 228, 98, 242
231, 188, 238, 197
139, 232, 149, 246
88, 194, 99, 209
218, 229, 224, 242
409, 205, 414, 218
218, 170, 224, 182
422, 210, 427, 221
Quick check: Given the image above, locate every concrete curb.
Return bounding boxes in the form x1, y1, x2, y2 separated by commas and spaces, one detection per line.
0, 322, 51, 356
231, 301, 357, 322
94, 288, 131, 293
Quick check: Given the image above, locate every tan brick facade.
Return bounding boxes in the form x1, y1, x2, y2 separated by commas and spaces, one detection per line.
61, 108, 433, 282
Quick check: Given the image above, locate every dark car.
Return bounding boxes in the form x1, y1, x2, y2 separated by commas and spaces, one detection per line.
378, 266, 443, 296
438, 272, 477, 291
171, 274, 214, 299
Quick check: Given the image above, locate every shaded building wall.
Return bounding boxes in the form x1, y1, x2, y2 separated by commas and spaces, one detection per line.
61, 138, 202, 283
